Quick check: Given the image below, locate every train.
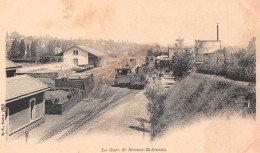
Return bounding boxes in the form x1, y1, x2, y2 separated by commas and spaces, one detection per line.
114, 65, 147, 89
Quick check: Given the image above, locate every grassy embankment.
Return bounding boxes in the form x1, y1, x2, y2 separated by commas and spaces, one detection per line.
146, 72, 256, 139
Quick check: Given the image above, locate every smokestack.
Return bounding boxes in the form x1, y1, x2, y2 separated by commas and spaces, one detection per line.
217, 23, 219, 41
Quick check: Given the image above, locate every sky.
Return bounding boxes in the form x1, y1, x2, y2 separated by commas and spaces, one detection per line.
1, 0, 260, 47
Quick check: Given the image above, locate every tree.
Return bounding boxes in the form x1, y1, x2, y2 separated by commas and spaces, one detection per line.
47, 40, 57, 55
170, 49, 194, 80
30, 41, 37, 60
247, 37, 256, 54
26, 44, 31, 58
144, 80, 167, 139
20, 39, 26, 58
10, 38, 20, 59
9, 31, 21, 40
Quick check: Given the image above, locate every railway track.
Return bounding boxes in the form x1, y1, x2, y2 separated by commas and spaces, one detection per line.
38, 89, 136, 143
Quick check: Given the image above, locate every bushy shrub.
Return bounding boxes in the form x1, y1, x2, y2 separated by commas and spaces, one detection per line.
196, 50, 255, 83
170, 50, 194, 80
144, 79, 168, 139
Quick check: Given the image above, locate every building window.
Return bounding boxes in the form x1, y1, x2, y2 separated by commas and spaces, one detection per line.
61, 77, 69, 82
73, 50, 78, 55
196, 54, 203, 61
29, 98, 36, 120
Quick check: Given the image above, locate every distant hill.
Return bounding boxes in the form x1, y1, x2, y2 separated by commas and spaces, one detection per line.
6, 31, 145, 59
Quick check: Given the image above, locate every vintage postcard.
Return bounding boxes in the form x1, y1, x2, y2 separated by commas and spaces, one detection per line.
0, 0, 259, 153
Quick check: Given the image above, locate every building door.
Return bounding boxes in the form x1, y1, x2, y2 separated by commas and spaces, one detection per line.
29, 98, 36, 120
73, 58, 78, 66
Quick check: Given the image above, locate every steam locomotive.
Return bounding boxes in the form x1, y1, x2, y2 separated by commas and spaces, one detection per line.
114, 65, 147, 89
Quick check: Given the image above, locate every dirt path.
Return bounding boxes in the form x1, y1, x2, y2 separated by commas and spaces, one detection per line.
77, 90, 150, 138
160, 74, 175, 89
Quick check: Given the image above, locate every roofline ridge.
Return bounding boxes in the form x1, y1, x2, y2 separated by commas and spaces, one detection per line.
56, 45, 105, 56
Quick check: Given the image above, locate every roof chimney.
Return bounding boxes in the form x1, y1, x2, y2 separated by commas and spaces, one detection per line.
217, 23, 219, 41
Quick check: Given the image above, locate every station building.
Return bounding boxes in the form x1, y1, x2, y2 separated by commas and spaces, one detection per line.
5, 59, 50, 138
56, 45, 105, 67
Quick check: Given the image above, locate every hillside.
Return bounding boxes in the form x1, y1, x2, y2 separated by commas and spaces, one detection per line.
150, 73, 256, 138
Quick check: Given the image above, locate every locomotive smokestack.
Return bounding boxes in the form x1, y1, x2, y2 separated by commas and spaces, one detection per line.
217, 23, 219, 41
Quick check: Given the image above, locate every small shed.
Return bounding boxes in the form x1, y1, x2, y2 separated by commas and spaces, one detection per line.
6, 59, 22, 77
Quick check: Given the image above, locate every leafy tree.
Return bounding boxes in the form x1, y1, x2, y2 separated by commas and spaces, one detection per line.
170, 49, 194, 80
144, 80, 168, 139
47, 40, 56, 55
30, 41, 37, 60
9, 31, 22, 40
10, 38, 20, 59
247, 37, 256, 53
20, 39, 26, 58
26, 44, 31, 58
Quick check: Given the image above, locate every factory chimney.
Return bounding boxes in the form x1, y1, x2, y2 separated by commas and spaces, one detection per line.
217, 23, 219, 41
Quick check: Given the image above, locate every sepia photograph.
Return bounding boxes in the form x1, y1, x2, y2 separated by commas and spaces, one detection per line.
0, 0, 259, 153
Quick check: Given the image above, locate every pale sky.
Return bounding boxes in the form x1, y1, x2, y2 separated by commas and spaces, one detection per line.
1, 0, 260, 47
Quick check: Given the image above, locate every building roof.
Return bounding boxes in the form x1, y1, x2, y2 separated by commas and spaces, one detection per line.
195, 40, 221, 42
6, 59, 22, 70
6, 75, 50, 102
76, 45, 105, 56
58, 72, 93, 79
56, 45, 105, 57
